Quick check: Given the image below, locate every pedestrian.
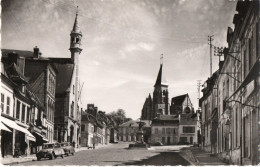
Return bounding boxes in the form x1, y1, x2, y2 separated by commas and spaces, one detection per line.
93, 143, 95, 149
72, 141, 75, 148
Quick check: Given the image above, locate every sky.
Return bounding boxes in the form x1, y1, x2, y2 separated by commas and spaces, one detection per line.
2, 0, 237, 119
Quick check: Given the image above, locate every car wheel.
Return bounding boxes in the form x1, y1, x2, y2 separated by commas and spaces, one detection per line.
61, 154, 64, 159
71, 152, 74, 156
37, 157, 41, 161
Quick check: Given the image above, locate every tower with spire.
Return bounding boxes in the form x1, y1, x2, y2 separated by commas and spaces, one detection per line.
152, 54, 169, 118
69, 6, 82, 144
70, 6, 82, 63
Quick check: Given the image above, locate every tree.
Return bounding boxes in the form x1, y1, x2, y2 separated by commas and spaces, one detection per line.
107, 109, 132, 127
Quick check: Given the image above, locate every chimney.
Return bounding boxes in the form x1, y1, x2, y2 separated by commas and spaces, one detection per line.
33, 46, 40, 58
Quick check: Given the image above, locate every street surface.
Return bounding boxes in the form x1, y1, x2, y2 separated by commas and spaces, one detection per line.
13, 143, 191, 166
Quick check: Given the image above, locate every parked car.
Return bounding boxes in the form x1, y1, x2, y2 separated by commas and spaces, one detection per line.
36, 143, 65, 161
61, 142, 75, 156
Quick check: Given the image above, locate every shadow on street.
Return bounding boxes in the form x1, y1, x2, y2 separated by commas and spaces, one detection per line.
119, 151, 191, 166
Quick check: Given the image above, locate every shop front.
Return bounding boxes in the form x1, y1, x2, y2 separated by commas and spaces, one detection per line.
1, 121, 12, 157
1, 116, 36, 156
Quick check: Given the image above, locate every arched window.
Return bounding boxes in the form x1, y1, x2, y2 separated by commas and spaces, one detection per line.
184, 107, 191, 113
163, 90, 166, 95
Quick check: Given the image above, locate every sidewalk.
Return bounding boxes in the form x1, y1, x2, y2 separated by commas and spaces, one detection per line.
0, 155, 37, 165
1, 144, 112, 165
180, 146, 227, 166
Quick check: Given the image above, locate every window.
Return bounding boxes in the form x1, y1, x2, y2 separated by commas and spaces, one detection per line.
243, 49, 247, 79
226, 79, 229, 98
163, 90, 166, 95
248, 38, 253, 70
1, 94, 4, 112
71, 101, 74, 118
49, 74, 51, 90
162, 128, 165, 135
155, 128, 158, 134
22, 104, 26, 122
26, 107, 30, 124
16, 100, 21, 119
6, 97, 10, 115
173, 128, 176, 134
81, 125, 85, 131
183, 127, 195, 133
166, 128, 171, 135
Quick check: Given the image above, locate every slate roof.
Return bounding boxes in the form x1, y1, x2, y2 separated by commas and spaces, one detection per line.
2, 49, 33, 58
6, 63, 28, 84
171, 94, 187, 105
53, 63, 74, 95
2, 49, 50, 61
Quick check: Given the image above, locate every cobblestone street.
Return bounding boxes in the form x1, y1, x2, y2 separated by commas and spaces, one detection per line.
12, 143, 191, 166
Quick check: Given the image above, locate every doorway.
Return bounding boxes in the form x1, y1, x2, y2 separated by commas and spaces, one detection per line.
167, 137, 170, 145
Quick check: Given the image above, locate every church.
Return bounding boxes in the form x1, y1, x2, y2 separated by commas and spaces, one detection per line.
141, 58, 199, 145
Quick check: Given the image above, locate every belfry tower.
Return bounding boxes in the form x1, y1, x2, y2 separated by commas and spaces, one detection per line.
152, 55, 169, 118
69, 6, 82, 143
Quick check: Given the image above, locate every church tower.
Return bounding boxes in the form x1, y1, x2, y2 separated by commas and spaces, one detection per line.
69, 7, 82, 129
152, 55, 169, 118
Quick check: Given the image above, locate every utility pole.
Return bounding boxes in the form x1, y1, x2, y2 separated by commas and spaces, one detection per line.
197, 80, 202, 111
208, 35, 214, 77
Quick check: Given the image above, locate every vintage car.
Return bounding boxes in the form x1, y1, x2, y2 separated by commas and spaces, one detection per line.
36, 143, 65, 161
61, 142, 75, 156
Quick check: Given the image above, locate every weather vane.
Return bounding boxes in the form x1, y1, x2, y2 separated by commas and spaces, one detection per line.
160, 54, 163, 65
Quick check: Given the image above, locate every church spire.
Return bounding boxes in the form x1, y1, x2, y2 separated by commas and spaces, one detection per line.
154, 54, 167, 87
72, 6, 81, 34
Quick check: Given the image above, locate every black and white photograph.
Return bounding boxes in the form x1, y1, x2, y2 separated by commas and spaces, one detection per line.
0, 0, 259, 166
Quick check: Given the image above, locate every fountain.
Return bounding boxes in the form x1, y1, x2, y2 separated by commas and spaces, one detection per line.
128, 119, 148, 149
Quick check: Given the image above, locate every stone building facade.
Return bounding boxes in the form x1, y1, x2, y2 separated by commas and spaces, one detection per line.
200, 1, 259, 165
52, 10, 82, 147
1, 51, 48, 157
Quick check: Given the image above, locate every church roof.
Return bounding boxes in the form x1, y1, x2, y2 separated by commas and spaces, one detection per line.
154, 64, 168, 87
53, 62, 74, 95
171, 94, 188, 105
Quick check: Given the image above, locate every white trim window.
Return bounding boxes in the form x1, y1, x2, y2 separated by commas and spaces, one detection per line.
1, 93, 4, 113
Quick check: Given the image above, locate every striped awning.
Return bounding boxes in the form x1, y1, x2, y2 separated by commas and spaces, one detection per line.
0, 121, 11, 132
1, 116, 36, 141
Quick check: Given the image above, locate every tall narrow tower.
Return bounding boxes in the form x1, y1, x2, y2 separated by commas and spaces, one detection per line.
69, 6, 82, 123
152, 55, 169, 118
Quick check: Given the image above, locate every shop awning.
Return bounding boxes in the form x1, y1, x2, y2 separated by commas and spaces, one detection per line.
226, 59, 259, 102
0, 121, 11, 132
33, 132, 49, 142
1, 116, 36, 141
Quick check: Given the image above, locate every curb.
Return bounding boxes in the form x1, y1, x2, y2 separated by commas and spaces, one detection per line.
190, 149, 200, 165
178, 151, 196, 166
2, 158, 35, 165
